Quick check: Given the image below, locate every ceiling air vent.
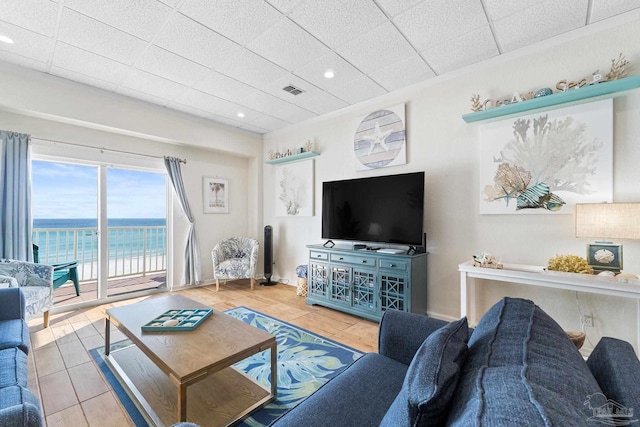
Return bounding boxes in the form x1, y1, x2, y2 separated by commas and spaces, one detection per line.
282, 85, 304, 96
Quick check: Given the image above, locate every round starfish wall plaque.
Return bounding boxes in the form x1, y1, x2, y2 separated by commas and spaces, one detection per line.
353, 105, 406, 170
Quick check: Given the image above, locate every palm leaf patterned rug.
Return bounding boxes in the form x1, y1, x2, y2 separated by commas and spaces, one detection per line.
90, 306, 363, 427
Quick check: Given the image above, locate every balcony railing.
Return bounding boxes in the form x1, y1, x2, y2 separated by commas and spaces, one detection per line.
32, 226, 167, 281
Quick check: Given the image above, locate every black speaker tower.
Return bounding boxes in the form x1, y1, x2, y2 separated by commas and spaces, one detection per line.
261, 225, 275, 286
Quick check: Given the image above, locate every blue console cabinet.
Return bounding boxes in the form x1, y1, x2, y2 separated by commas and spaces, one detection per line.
306, 244, 427, 322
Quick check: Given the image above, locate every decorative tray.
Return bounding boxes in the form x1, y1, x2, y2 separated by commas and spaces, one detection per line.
141, 308, 213, 332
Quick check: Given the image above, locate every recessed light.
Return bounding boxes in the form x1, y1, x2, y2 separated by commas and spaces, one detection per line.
0, 35, 14, 44
237, 112, 245, 118
324, 69, 335, 79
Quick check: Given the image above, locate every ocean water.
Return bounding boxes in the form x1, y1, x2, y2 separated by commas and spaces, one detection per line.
33, 218, 166, 263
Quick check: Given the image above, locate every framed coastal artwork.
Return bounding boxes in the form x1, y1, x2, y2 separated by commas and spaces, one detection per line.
276, 159, 314, 217
203, 177, 228, 214
479, 99, 613, 215
353, 103, 406, 171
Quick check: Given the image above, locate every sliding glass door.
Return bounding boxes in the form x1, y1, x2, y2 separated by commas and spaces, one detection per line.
31, 160, 167, 308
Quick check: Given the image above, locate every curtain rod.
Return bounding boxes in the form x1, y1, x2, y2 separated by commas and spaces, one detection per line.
32, 137, 187, 164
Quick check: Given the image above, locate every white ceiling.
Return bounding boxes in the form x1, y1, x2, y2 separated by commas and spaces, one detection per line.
0, 0, 638, 135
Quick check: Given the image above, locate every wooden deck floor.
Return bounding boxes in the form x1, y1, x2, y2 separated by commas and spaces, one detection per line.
28, 280, 379, 426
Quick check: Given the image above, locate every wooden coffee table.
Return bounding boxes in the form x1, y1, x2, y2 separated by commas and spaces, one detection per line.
105, 294, 277, 426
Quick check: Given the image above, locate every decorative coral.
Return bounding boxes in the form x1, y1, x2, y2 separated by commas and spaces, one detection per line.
547, 255, 594, 275
470, 94, 482, 112
605, 53, 628, 81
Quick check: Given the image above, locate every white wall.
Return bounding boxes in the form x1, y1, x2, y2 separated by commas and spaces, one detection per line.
263, 19, 640, 350
0, 64, 264, 287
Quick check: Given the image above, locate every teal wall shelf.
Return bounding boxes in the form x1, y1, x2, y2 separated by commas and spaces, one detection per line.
265, 151, 319, 165
462, 75, 640, 123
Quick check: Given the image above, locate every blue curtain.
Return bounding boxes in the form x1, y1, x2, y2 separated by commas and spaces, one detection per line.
0, 130, 33, 261
164, 156, 201, 286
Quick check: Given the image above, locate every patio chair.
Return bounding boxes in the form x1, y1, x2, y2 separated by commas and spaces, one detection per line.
32, 244, 80, 296
212, 237, 259, 291
0, 258, 54, 327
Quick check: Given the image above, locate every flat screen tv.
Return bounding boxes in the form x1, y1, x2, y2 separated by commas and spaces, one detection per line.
322, 172, 424, 246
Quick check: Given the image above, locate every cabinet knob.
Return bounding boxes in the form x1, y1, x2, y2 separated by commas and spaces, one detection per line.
390, 264, 395, 267
339, 257, 343, 260
362, 260, 367, 263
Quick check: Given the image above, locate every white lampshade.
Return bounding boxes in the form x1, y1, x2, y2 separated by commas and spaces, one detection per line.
575, 203, 640, 239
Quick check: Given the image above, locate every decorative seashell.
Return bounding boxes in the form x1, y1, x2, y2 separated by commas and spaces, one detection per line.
168, 311, 178, 314
534, 88, 553, 98
616, 272, 638, 279
191, 316, 202, 321
151, 323, 162, 327
183, 323, 195, 327
163, 319, 179, 327
182, 311, 193, 315
597, 270, 616, 277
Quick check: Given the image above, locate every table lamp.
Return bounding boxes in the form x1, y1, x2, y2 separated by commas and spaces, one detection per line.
575, 203, 640, 273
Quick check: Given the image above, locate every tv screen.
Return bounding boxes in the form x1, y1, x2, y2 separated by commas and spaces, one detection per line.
322, 172, 424, 246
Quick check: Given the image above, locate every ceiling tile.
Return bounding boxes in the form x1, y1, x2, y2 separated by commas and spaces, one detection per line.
483, 0, 546, 21
135, 45, 210, 86
493, 0, 589, 52
57, 8, 148, 65
376, 0, 426, 17
179, 0, 283, 46
289, 0, 387, 49
369, 54, 435, 91
337, 21, 416, 75
215, 48, 288, 89
0, 22, 52, 63
120, 68, 189, 101
173, 88, 244, 119
239, 123, 269, 134
238, 90, 295, 113
247, 114, 291, 132
116, 86, 171, 106
247, 18, 330, 71
153, 13, 241, 69
328, 75, 386, 105
52, 42, 131, 84
157, 0, 181, 7
590, 0, 640, 22
270, 103, 317, 123
294, 51, 363, 92
64, 0, 173, 41
193, 70, 256, 101
394, 0, 487, 51
51, 66, 117, 92
0, 51, 48, 72
0, 0, 59, 36
166, 101, 242, 125
265, 0, 305, 14
422, 26, 498, 74
291, 87, 348, 115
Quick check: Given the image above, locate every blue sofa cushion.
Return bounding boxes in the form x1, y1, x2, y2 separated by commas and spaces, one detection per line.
447, 297, 605, 427
0, 319, 29, 355
271, 353, 407, 427
0, 386, 42, 427
0, 348, 28, 388
380, 317, 468, 426
587, 337, 640, 415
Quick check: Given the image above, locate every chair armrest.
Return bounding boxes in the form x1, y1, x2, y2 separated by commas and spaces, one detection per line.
0, 288, 26, 320
378, 310, 449, 365
52, 261, 78, 271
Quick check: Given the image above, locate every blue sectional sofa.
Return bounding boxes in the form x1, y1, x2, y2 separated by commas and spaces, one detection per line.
272, 297, 640, 426
0, 288, 43, 427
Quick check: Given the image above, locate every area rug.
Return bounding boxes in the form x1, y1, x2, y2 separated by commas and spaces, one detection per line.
90, 306, 363, 427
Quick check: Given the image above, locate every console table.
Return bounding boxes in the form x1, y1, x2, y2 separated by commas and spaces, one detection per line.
459, 260, 640, 349
306, 245, 427, 322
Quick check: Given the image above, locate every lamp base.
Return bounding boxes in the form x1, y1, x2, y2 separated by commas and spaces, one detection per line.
586, 242, 622, 273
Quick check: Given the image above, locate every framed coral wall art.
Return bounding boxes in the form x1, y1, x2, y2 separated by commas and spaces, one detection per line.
203, 177, 229, 214
479, 99, 613, 214
353, 103, 406, 171
276, 159, 314, 217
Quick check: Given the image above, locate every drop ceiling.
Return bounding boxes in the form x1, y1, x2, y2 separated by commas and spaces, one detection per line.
0, 0, 638, 134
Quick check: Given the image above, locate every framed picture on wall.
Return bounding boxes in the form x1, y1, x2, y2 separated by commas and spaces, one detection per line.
203, 177, 229, 214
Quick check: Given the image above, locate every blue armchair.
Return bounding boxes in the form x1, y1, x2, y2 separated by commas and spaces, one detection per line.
0, 259, 53, 328
211, 237, 259, 291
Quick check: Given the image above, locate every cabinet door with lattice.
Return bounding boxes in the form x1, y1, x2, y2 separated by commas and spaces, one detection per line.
352, 268, 377, 314
308, 261, 329, 298
330, 265, 352, 303
380, 272, 408, 313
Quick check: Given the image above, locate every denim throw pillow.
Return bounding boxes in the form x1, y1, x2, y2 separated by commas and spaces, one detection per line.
447, 297, 606, 427
380, 316, 469, 426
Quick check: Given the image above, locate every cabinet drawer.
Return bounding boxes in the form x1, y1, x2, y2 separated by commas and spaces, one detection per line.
310, 251, 328, 261
330, 253, 375, 266
379, 259, 408, 271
